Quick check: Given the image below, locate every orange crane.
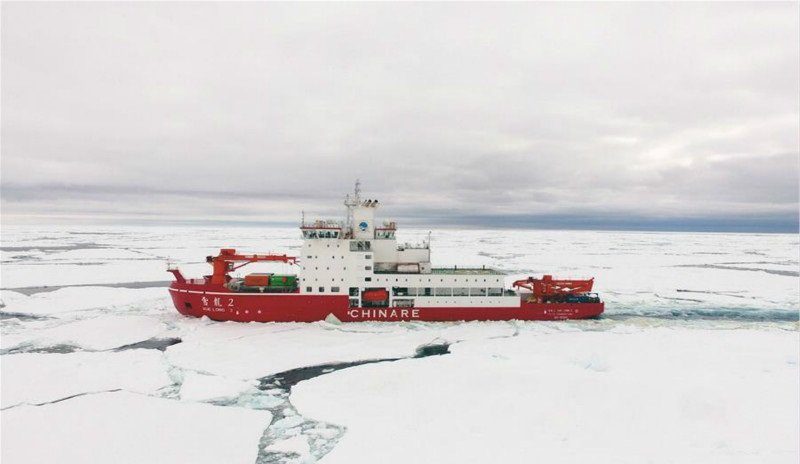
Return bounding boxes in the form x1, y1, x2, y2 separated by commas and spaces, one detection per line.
207, 248, 298, 285
512, 275, 594, 302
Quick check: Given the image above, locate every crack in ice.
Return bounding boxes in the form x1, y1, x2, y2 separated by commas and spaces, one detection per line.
253, 341, 452, 464
1, 388, 124, 411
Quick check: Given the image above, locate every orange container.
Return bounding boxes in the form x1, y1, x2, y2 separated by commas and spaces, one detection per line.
362, 289, 389, 302
244, 273, 271, 286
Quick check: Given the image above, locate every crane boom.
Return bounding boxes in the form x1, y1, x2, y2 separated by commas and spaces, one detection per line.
208, 248, 298, 285
512, 274, 594, 300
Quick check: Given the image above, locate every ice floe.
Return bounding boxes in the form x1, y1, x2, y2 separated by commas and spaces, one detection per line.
1, 314, 167, 352
1, 350, 172, 408
292, 326, 799, 463
179, 371, 258, 403
1, 391, 271, 463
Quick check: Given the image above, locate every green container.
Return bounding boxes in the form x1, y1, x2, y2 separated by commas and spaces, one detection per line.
269, 275, 297, 287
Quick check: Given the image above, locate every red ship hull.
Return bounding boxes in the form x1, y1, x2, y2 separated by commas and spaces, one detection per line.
168, 282, 604, 322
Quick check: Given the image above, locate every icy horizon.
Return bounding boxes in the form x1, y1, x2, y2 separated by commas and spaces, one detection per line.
3, 216, 799, 234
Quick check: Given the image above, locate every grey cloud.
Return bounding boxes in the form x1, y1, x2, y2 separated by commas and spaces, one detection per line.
1, 2, 798, 231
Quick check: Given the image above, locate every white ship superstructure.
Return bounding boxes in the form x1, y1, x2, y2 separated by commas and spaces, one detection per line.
298, 183, 517, 310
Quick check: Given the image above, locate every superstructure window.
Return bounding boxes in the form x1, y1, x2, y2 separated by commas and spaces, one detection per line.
488, 288, 503, 296
319, 287, 325, 292
349, 287, 359, 296
420, 287, 433, 296
453, 288, 469, 296
365, 266, 372, 271
350, 241, 372, 252
303, 229, 340, 239
392, 287, 410, 296
470, 287, 487, 297
331, 287, 340, 292
306, 287, 312, 292
365, 277, 372, 282
434, 288, 452, 296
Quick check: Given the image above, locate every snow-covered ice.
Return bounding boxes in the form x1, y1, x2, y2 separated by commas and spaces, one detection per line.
1, 225, 798, 463
1, 314, 166, 351
1, 391, 271, 463
166, 320, 513, 379
292, 326, 799, 463
2, 350, 173, 407
179, 371, 258, 402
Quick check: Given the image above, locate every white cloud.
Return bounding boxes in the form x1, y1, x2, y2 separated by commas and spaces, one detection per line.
1, 2, 797, 230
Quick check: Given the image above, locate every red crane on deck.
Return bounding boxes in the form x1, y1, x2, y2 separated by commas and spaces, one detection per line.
512, 275, 594, 302
207, 248, 298, 285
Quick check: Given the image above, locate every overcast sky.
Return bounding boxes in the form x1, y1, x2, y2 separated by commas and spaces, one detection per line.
2, 2, 798, 231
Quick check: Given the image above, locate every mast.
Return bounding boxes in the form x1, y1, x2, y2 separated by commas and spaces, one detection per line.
344, 179, 361, 237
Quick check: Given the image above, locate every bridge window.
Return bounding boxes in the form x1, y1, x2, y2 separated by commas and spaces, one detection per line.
350, 241, 372, 252
303, 229, 340, 239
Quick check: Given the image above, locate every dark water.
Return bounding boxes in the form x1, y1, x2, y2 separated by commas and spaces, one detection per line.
258, 342, 452, 391
1, 343, 82, 355
114, 337, 183, 352
608, 308, 799, 322
0, 311, 50, 321
1, 338, 183, 355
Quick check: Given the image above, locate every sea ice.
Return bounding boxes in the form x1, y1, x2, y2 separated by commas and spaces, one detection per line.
1, 225, 797, 463
292, 326, 799, 464
1, 350, 172, 408
1, 314, 168, 352
266, 435, 312, 457
0, 287, 167, 317
1, 391, 270, 463
179, 371, 258, 402
165, 320, 513, 379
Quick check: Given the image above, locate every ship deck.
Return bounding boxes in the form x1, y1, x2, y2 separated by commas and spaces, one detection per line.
374, 267, 505, 275
430, 267, 505, 275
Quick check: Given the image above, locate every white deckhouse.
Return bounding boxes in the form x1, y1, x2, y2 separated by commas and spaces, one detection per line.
298, 183, 518, 310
